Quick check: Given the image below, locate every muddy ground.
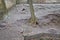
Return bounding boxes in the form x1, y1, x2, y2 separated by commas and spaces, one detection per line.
0, 4, 60, 40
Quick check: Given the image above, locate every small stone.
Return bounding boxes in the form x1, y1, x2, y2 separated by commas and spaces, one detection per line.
22, 8, 25, 11
0, 23, 6, 28
48, 28, 57, 34
0, 24, 6, 28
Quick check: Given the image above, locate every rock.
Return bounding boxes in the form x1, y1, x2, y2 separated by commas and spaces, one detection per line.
48, 28, 57, 34
0, 21, 6, 28
22, 8, 25, 11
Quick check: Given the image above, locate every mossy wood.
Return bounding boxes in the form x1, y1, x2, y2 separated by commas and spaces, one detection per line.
0, 0, 7, 20
24, 33, 60, 40
28, 0, 38, 25
16, 0, 20, 4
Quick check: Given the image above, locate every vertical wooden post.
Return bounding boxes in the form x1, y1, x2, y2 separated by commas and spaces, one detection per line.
0, 0, 7, 20
28, 0, 38, 25
16, 0, 20, 4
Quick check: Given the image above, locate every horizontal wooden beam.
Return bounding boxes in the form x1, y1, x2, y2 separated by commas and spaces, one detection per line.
24, 33, 60, 40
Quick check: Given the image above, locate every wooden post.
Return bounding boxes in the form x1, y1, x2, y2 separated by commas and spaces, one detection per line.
0, 0, 7, 20
16, 0, 20, 4
24, 33, 60, 40
28, 0, 38, 25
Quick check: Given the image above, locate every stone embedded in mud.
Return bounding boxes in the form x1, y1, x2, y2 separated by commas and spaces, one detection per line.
0, 22, 6, 28
22, 8, 26, 11
47, 28, 57, 34
0, 24, 6, 28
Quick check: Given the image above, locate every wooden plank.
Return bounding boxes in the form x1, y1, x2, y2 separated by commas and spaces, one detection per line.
24, 33, 60, 40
